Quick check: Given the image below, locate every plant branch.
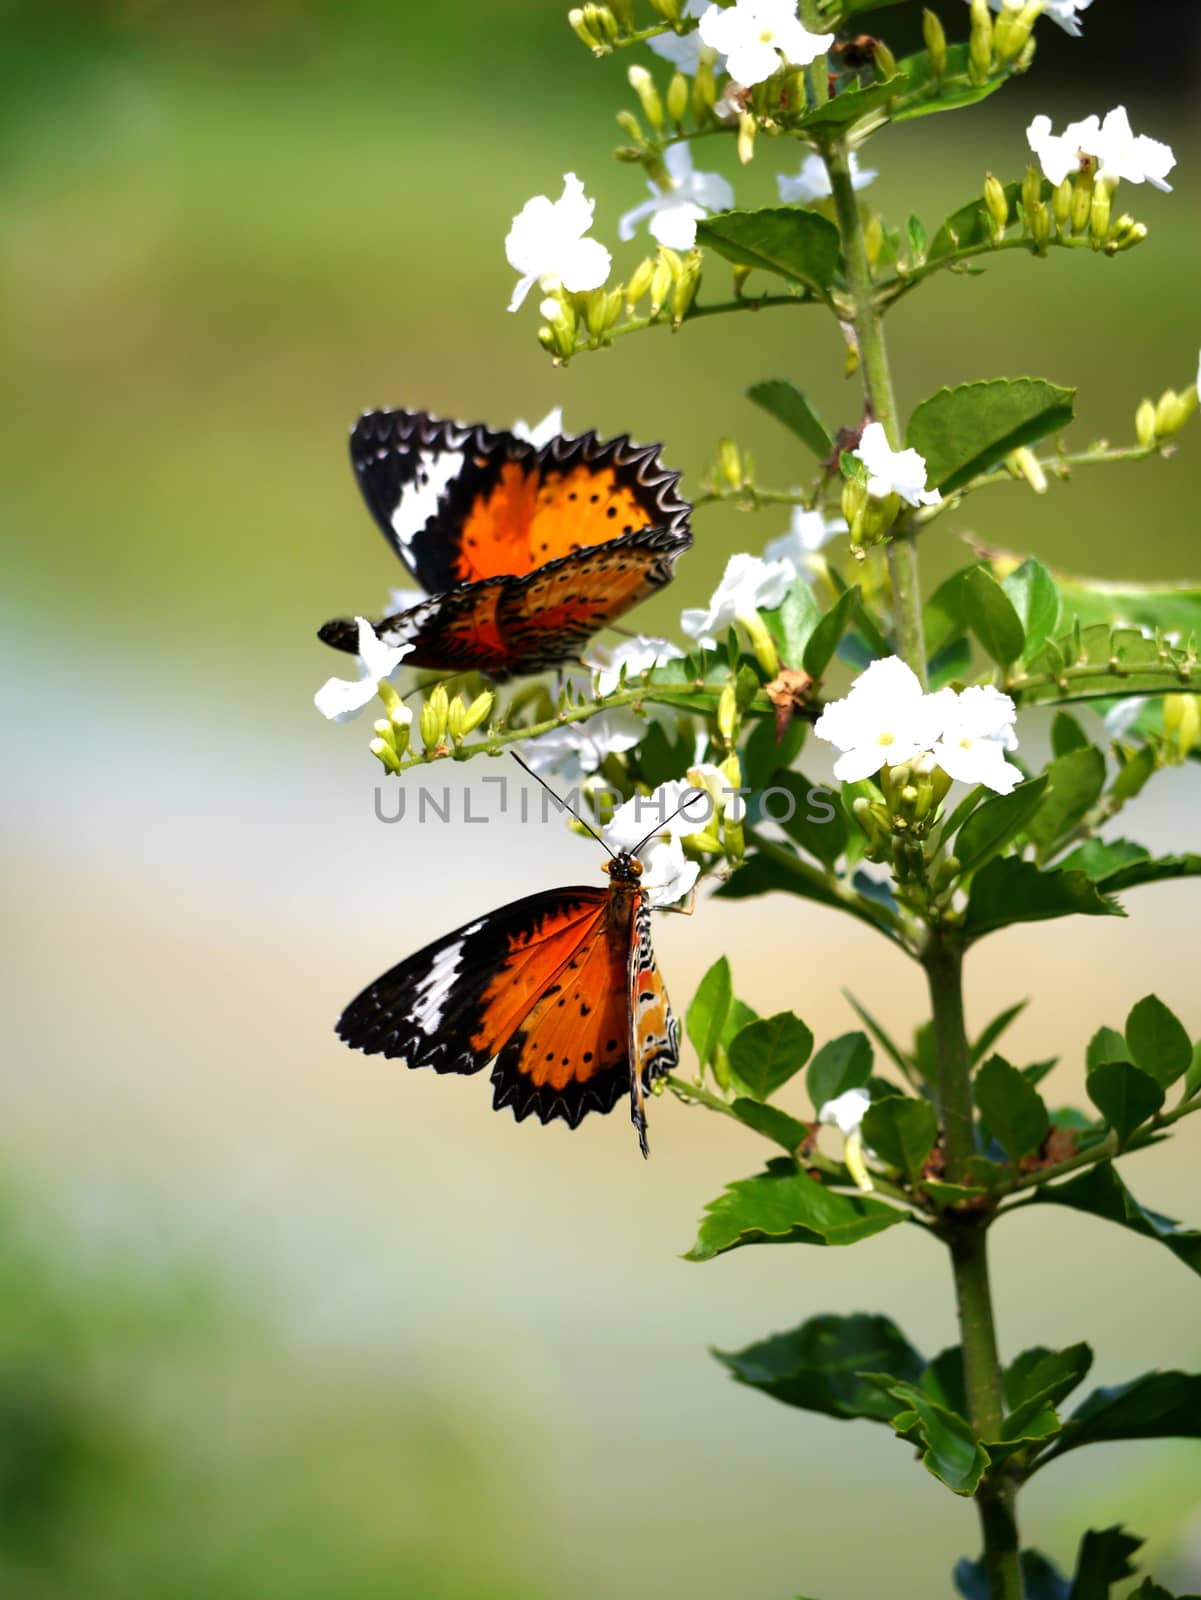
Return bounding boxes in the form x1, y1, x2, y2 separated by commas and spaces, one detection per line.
911, 440, 1162, 532
994, 1094, 1201, 1206
875, 233, 1108, 312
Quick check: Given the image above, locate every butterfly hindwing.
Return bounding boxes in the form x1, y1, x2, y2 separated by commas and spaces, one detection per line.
626, 897, 681, 1157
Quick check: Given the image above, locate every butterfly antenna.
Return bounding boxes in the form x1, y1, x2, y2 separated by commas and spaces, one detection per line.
510, 752, 615, 858
630, 787, 706, 860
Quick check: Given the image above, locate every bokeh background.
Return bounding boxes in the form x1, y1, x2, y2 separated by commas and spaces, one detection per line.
5, 1, 1201, 1595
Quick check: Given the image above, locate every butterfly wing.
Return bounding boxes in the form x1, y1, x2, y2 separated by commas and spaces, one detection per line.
349, 410, 691, 593
318, 524, 691, 677
626, 896, 681, 1157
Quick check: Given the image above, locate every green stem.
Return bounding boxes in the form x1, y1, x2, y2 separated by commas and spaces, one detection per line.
875, 232, 1105, 311
822, 134, 927, 686
995, 1094, 1201, 1205
925, 934, 1023, 1600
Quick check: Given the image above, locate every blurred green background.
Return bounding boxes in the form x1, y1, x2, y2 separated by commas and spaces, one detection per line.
4, 2, 1201, 1595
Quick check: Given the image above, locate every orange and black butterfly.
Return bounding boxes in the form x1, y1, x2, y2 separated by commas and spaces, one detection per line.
335, 765, 687, 1156
318, 409, 692, 678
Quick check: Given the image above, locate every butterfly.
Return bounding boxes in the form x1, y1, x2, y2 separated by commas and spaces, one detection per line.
334, 764, 688, 1156
318, 409, 692, 678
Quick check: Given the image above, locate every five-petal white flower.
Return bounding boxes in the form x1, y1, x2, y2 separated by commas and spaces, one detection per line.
521, 708, 646, 782
818, 1087, 871, 1136
814, 657, 945, 783
313, 618, 414, 723
648, 0, 725, 74
606, 778, 705, 907
777, 150, 876, 205
587, 635, 685, 697
680, 552, 796, 646
969, 0, 1093, 37
618, 143, 734, 251
697, 0, 833, 88
764, 505, 848, 567
853, 421, 942, 508
928, 684, 1023, 795
1027, 107, 1176, 192
505, 173, 612, 312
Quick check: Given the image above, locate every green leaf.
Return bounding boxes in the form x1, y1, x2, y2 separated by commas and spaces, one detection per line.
965, 857, 1123, 939
1068, 1527, 1143, 1598
970, 1000, 1030, 1068
1004, 1343, 1093, 1423
955, 1550, 1069, 1600
1086, 1061, 1164, 1145
1058, 838, 1150, 883
892, 44, 1011, 124
1025, 746, 1107, 858
1015, 623, 1197, 706
954, 776, 1048, 877
746, 380, 834, 459
803, 585, 860, 677
1086, 1026, 1128, 1070
1040, 1371, 1201, 1465
742, 708, 806, 791
800, 75, 910, 129
762, 578, 823, 666
714, 1311, 925, 1421
728, 1011, 814, 1100
1052, 711, 1090, 756
960, 566, 1026, 667
1185, 1041, 1201, 1101
975, 1054, 1050, 1160
865, 1378, 989, 1494
923, 567, 970, 657
772, 771, 849, 868
686, 1159, 906, 1261
696, 207, 841, 295
906, 379, 1075, 494
686, 957, 732, 1071
1125, 994, 1193, 1088
1002, 558, 1061, 663
842, 992, 911, 1079
729, 1097, 810, 1151
1126, 1582, 1184, 1600
807, 1032, 873, 1112
861, 1095, 939, 1185
1096, 851, 1201, 893
1032, 1162, 1201, 1278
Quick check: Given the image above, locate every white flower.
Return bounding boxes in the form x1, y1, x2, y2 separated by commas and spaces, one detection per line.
512, 406, 564, 448
314, 618, 414, 722
587, 636, 684, 697
813, 656, 944, 783
618, 143, 734, 251
505, 173, 612, 312
853, 421, 942, 508
680, 552, 796, 646
818, 1086, 871, 1136
648, 0, 725, 74
928, 684, 1022, 795
686, 762, 746, 826
777, 150, 876, 205
521, 708, 646, 781
969, 0, 1093, 37
1026, 108, 1176, 192
698, 0, 833, 88
606, 778, 704, 907
764, 505, 847, 567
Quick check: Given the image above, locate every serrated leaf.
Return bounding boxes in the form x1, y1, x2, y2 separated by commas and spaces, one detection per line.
961, 566, 1026, 667
729, 1097, 810, 1151
1097, 851, 1201, 893
801, 75, 910, 129
975, 1054, 1049, 1160
686, 1159, 906, 1261
714, 1311, 925, 1421
1004, 1344, 1094, 1419
954, 776, 1048, 877
862, 1095, 939, 1185
1026, 746, 1107, 858
864, 1377, 989, 1494
1126, 994, 1192, 1088
1086, 1061, 1164, 1145
686, 957, 733, 1070
696, 207, 841, 295
1032, 1162, 1201, 1278
1039, 1371, 1201, 1466
747, 380, 834, 459
1058, 838, 1150, 883
965, 857, 1123, 939
728, 1011, 814, 1100
1014, 623, 1197, 706
803, 586, 860, 677
807, 1031, 873, 1113
906, 379, 1075, 494
1003, 558, 1061, 663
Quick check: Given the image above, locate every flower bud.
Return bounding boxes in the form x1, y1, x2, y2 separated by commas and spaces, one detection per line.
740, 609, 780, 680
717, 682, 738, 744
419, 684, 450, 753
922, 8, 947, 79
461, 689, 494, 735
1029, 200, 1051, 252
863, 212, 884, 267
995, 0, 1040, 62
373, 717, 396, 748
377, 679, 403, 717
731, 262, 752, 298
584, 2, 619, 43
1052, 176, 1073, 231
1106, 218, 1148, 254
1135, 398, 1157, 447
1164, 694, 1201, 762
1070, 168, 1094, 235
692, 48, 718, 123
647, 0, 680, 18
608, 0, 634, 25
370, 736, 402, 775
873, 39, 897, 78
969, 0, 993, 84
717, 437, 744, 489
1089, 176, 1113, 244
649, 250, 675, 317
446, 694, 467, 744
567, 8, 603, 53
627, 64, 665, 133
984, 173, 1009, 238
1154, 387, 1196, 438
389, 704, 413, 758
625, 255, 657, 312
1008, 445, 1048, 493
1021, 164, 1042, 223
843, 1130, 874, 1194
615, 109, 645, 147
737, 110, 756, 166
667, 70, 688, 128
671, 250, 702, 327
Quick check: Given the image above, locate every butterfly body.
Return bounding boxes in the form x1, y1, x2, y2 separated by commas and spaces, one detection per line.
319, 409, 692, 678
336, 850, 679, 1155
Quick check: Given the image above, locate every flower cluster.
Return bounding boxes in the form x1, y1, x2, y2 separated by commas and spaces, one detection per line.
814, 657, 1022, 795
1027, 107, 1176, 192
697, 0, 832, 89
969, 0, 1093, 38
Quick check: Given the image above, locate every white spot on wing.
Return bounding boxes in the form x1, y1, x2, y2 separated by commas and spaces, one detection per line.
390, 449, 465, 555
408, 922, 483, 1036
